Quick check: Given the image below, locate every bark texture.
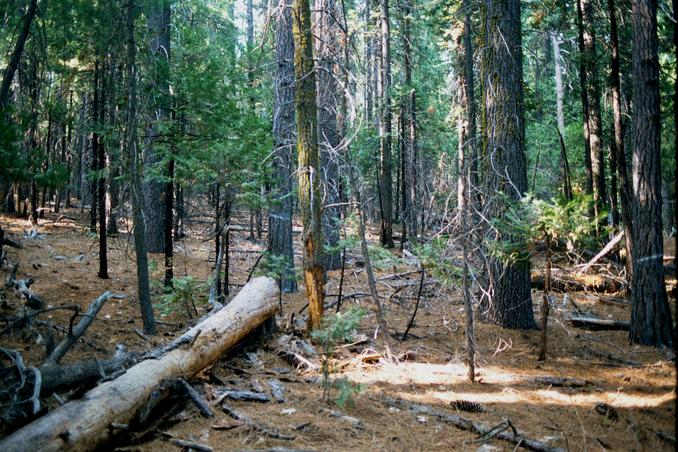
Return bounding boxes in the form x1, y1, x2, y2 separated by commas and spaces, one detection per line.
315, 0, 341, 270
293, 0, 325, 331
270, 0, 298, 293
629, 0, 673, 347
143, 0, 171, 253
378, 0, 393, 248
479, 0, 535, 329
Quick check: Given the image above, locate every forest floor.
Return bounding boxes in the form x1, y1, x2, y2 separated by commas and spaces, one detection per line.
0, 208, 675, 451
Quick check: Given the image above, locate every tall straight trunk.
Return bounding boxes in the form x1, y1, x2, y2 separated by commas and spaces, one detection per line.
576, 0, 593, 197
97, 59, 108, 280
90, 60, 99, 233
126, 0, 155, 335
164, 157, 174, 287
270, 0, 298, 293
143, 0, 171, 253
364, 0, 373, 123
293, 0, 325, 331
551, 31, 572, 200
578, 0, 607, 232
479, 0, 535, 330
378, 0, 393, 248
0, 0, 37, 109
456, 0, 476, 214
629, 0, 672, 347
608, 0, 633, 278
315, 0, 341, 270
673, 0, 678, 286
401, 0, 417, 242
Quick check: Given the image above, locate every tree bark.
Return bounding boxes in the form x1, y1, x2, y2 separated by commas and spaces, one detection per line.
608, 0, 634, 280
126, 0, 156, 335
578, 0, 607, 233
315, 0, 342, 270
143, 0, 171, 253
0, 278, 278, 452
378, 0, 393, 248
270, 0, 298, 293
292, 0, 325, 331
0, 0, 37, 110
479, 0, 535, 330
628, 0, 673, 347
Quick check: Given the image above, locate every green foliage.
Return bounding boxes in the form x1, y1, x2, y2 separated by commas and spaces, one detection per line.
256, 252, 292, 281
311, 307, 367, 406
413, 237, 463, 286
153, 276, 206, 317
367, 244, 398, 270
489, 192, 603, 265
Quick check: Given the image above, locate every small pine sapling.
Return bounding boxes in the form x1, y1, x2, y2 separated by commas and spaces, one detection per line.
311, 307, 366, 406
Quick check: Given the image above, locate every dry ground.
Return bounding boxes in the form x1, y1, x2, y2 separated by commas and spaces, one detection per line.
0, 208, 675, 451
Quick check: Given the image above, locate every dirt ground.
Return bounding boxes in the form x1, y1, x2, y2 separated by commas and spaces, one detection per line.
0, 208, 675, 451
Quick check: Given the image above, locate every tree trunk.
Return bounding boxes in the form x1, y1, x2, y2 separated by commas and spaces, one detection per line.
270, 0, 298, 293
550, 31, 572, 201
293, 0, 325, 331
97, 60, 108, 280
456, 0, 476, 214
143, 0, 171, 253
126, 0, 156, 336
578, 0, 607, 233
607, 0, 633, 278
315, 0, 341, 270
0, 278, 278, 452
628, 0, 673, 347
0, 0, 37, 110
164, 157, 174, 287
479, 0, 536, 330
575, 0, 593, 198
378, 0, 394, 248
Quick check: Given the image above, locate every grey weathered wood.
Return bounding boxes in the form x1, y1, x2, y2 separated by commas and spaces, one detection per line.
44, 292, 112, 364
0, 277, 278, 452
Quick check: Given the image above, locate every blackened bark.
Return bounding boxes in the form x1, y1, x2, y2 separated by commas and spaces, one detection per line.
143, 0, 171, 253
269, 0, 298, 293
97, 60, 108, 280
378, 0, 393, 248
164, 158, 174, 287
315, 0, 341, 270
608, 0, 634, 280
126, 0, 155, 335
479, 0, 535, 330
628, 0, 672, 347
576, 0, 593, 197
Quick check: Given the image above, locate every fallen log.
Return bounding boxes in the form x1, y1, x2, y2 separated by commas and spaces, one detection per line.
0, 277, 278, 452
38, 352, 137, 394
44, 292, 112, 365
577, 232, 624, 274
570, 315, 630, 331
531, 271, 621, 293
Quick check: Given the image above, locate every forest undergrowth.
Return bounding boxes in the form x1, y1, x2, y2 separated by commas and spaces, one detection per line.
0, 208, 674, 451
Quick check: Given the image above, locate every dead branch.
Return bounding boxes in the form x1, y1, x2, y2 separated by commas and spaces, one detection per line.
384, 397, 566, 452
44, 292, 112, 365
221, 402, 295, 440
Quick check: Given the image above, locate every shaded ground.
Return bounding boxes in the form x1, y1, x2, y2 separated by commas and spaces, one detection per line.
0, 208, 675, 451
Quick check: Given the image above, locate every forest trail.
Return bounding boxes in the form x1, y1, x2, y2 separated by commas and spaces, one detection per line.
0, 209, 674, 451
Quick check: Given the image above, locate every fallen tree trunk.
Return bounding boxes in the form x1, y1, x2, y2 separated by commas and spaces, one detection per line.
570, 314, 630, 331
577, 231, 624, 274
0, 277, 278, 452
531, 270, 621, 293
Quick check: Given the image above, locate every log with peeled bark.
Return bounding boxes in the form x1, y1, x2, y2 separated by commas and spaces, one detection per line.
570, 314, 630, 331
0, 277, 278, 452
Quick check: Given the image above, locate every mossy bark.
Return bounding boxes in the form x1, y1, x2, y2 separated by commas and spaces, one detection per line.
292, 0, 324, 332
